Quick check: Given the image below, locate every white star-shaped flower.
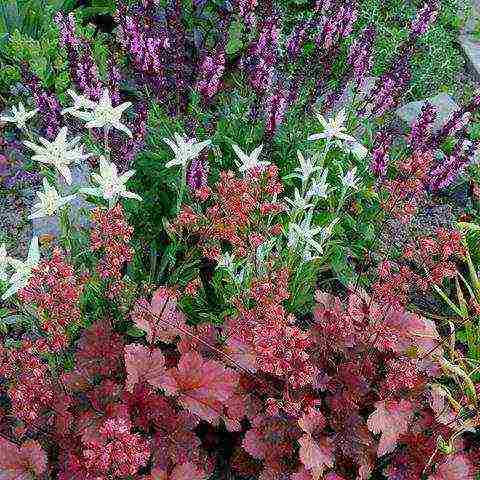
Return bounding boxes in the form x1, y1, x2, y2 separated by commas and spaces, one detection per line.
286, 150, 323, 184
0, 243, 9, 282
80, 155, 142, 203
0, 102, 38, 129
163, 133, 211, 169
232, 144, 270, 173
2, 237, 40, 300
65, 88, 133, 138
23, 127, 91, 185
29, 178, 76, 220
306, 168, 330, 200
61, 89, 96, 116
285, 188, 315, 213
308, 108, 356, 143
341, 166, 360, 190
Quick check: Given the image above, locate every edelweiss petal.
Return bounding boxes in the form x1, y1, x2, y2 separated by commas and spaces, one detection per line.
0, 102, 38, 129
232, 144, 270, 173
81, 156, 141, 203
309, 108, 357, 144
23, 127, 90, 185
163, 133, 211, 169
2, 237, 40, 300
28, 178, 76, 219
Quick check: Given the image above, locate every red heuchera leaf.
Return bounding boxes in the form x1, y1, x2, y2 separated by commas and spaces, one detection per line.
159, 351, 239, 423
124, 344, 167, 392
242, 427, 267, 459
132, 286, 186, 344
367, 400, 414, 457
298, 434, 334, 479
298, 407, 326, 435
428, 454, 475, 480
150, 462, 207, 480
0, 438, 47, 480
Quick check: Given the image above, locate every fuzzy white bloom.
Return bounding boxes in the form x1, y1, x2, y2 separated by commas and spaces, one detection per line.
0, 243, 9, 282
308, 108, 356, 143
341, 166, 360, 190
163, 133, 211, 169
285, 188, 315, 213
343, 140, 369, 161
61, 89, 96, 116
29, 178, 76, 220
24, 127, 90, 185
216, 251, 235, 272
80, 155, 142, 202
0, 102, 38, 129
2, 237, 40, 300
287, 213, 325, 261
232, 144, 270, 173
306, 168, 330, 200
64, 88, 133, 138
286, 150, 323, 184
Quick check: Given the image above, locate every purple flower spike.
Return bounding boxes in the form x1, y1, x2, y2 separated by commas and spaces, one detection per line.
371, 130, 393, 177
410, 1, 440, 40
408, 102, 437, 151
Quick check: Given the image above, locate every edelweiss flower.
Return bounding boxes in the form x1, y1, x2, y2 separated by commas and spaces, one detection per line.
0, 243, 9, 282
24, 127, 90, 185
286, 150, 323, 184
0, 102, 38, 129
287, 213, 335, 261
163, 133, 211, 169
232, 144, 270, 173
341, 166, 360, 190
2, 237, 40, 300
80, 156, 142, 202
61, 89, 96, 116
308, 108, 356, 143
64, 88, 133, 138
29, 178, 76, 220
306, 168, 330, 200
285, 188, 315, 213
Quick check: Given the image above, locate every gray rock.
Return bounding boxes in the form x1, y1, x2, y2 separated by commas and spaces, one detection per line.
459, 0, 480, 33
460, 34, 480, 80
396, 93, 460, 131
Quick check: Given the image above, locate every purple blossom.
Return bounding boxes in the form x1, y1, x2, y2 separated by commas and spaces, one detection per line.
428, 138, 477, 191
410, 1, 440, 40
371, 130, 393, 177
21, 67, 62, 140
347, 25, 376, 86
187, 155, 208, 191
364, 50, 412, 118
264, 83, 289, 138
196, 46, 226, 103
242, 15, 280, 94
55, 12, 103, 101
408, 102, 437, 151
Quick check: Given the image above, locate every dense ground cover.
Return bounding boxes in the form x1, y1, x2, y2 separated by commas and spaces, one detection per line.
0, 0, 479, 479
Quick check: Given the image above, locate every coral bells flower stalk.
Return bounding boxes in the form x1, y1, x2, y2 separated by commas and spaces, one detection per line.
90, 205, 134, 290
18, 249, 84, 350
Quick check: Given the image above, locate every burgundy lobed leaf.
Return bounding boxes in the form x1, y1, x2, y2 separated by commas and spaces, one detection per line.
159, 351, 239, 423
428, 454, 475, 480
124, 343, 167, 392
0, 438, 47, 480
367, 400, 414, 457
298, 434, 334, 479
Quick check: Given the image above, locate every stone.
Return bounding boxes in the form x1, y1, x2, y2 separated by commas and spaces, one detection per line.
396, 93, 460, 131
459, 0, 480, 33
460, 34, 480, 80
